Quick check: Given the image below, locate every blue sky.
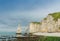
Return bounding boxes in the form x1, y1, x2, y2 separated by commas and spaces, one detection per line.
0, 0, 60, 32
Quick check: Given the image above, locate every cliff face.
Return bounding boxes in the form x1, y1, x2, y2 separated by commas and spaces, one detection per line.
29, 12, 60, 33
29, 22, 41, 33
41, 12, 60, 32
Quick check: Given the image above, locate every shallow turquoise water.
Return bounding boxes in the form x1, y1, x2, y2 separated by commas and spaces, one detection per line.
0, 32, 16, 36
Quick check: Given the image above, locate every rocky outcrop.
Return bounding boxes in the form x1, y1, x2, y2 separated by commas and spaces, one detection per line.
29, 12, 60, 33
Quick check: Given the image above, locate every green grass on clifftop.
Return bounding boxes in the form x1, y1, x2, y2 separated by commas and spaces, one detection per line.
32, 22, 41, 24
49, 12, 60, 21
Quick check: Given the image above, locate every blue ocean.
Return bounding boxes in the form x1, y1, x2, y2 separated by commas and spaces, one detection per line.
0, 32, 16, 36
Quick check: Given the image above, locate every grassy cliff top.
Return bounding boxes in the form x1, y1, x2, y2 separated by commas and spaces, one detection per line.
49, 12, 60, 21
31, 22, 41, 24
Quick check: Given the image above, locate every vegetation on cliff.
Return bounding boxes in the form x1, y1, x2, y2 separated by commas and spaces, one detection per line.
32, 22, 41, 24
32, 12, 60, 24
49, 12, 60, 21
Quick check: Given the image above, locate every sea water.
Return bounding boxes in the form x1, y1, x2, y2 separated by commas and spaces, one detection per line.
0, 31, 16, 36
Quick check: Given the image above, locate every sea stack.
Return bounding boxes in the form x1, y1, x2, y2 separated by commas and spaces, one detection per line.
16, 24, 22, 37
